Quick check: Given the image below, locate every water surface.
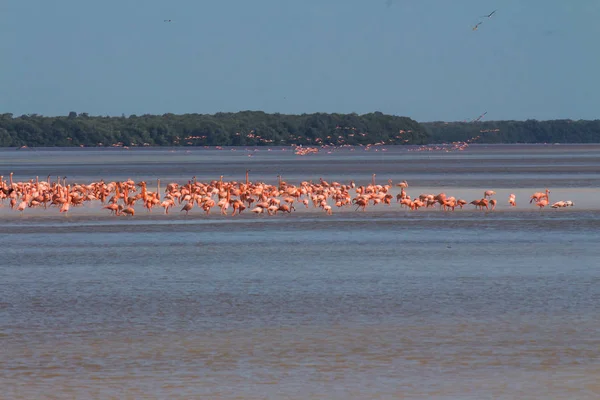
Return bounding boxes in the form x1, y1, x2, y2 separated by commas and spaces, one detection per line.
1, 145, 599, 399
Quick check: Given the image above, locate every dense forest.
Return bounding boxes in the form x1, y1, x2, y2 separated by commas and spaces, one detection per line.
0, 112, 427, 147
423, 119, 600, 144
1, 112, 599, 147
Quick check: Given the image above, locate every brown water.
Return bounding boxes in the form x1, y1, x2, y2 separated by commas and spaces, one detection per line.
1, 144, 600, 399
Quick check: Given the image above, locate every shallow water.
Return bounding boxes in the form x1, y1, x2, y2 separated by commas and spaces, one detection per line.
3, 143, 600, 188
1, 144, 600, 399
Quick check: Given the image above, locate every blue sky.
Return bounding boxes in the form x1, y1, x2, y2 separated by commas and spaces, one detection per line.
1, 0, 599, 121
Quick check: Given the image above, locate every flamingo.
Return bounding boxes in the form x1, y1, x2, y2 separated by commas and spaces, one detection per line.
181, 202, 193, 215
470, 198, 489, 210
103, 204, 120, 215
17, 200, 27, 215
530, 189, 550, 203
121, 207, 135, 216
536, 199, 549, 210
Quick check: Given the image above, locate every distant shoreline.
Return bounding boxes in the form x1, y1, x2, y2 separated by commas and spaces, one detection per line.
4, 143, 600, 151
1, 112, 599, 147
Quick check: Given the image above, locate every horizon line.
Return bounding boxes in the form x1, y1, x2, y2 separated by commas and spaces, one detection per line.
2, 110, 597, 124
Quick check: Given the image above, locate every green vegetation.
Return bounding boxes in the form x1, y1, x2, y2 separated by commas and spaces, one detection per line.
0, 112, 426, 147
423, 119, 600, 144
1, 112, 598, 147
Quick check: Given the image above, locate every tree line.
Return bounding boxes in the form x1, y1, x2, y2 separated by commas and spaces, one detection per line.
0, 112, 426, 147
423, 119, 600, 144
1, 112, 598, 147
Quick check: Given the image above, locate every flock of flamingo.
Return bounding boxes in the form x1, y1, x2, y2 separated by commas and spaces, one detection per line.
0, 172, 575, 217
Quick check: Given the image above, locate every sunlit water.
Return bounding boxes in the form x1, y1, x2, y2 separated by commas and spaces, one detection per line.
1, 145, 599, 399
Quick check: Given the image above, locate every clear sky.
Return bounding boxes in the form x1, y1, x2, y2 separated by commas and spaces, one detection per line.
1, 0, 599, 122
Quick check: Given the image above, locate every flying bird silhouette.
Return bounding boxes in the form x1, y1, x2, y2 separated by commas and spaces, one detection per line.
164, 19, 172, 22
480, 10, 497, 19
473, 111, 488, 122
472, 22, 483, 31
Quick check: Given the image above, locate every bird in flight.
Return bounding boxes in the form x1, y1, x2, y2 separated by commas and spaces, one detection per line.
473, 111, 488, 122
164, 19, 172, 22
472, 22, 483, 31
480, 10, 497, 19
